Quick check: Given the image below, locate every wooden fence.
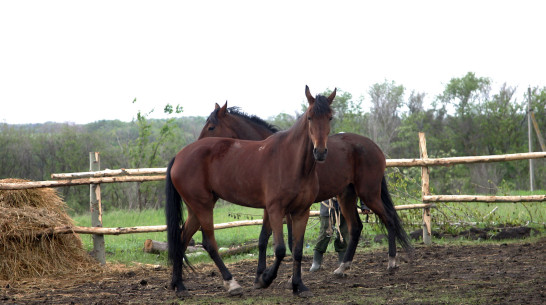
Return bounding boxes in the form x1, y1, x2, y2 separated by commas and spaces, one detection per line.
1, 133, 545, 262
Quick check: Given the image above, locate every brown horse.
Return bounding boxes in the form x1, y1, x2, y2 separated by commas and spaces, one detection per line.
199, 101, 412, 277
166, 86, 334, 297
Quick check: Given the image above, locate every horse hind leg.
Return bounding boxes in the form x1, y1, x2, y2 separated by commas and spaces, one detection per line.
198, 212, 243, 296
359, 182, 409, 272
171, 209, 201, 297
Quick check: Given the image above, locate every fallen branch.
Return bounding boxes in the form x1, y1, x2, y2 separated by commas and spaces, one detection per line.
143, 238, 259, 257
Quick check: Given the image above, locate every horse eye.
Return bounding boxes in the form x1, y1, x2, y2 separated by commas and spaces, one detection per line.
329, 117, 333, 121
208, 126, 215, 131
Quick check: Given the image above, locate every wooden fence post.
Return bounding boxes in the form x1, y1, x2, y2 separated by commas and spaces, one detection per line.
419, 133, 432, 245
89, 152, 106, 264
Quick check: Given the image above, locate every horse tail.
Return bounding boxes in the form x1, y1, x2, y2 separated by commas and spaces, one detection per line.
166, 157, 184, 265
381, 176, 413, 252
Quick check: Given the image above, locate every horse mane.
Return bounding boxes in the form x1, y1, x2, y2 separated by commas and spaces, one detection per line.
207, 106, 280, 133
312, 95, 333, 116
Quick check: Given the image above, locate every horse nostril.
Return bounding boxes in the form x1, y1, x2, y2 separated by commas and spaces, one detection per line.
324, 148, 328, 154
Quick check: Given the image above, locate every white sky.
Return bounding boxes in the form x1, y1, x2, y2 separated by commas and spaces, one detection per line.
1, 0, 544, 124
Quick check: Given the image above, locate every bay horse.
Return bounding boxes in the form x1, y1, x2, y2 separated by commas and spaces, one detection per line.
166, 86, 334, 297
199, 101, 412, 277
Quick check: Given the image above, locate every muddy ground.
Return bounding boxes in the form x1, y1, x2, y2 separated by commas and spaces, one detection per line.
1, 237, 544, 305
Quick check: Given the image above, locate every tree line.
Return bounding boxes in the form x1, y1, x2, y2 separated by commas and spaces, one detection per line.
1, 72, 544, 213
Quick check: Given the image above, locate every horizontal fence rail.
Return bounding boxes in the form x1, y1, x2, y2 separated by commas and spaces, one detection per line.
423, 194, 546, 203
387, 151, 546, 167
42, 204, 435, 236
50, 168, 167, 179
0, 175, 166, 190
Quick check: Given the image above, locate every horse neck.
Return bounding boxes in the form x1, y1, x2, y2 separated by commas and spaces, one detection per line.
233, 117, 274, 141
281, 114, 316, 176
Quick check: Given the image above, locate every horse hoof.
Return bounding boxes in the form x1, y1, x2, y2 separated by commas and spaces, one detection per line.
333, 267, 345, 277
224, 279, 243, 295
296, 290, 313, 298
333, 262, 351, 276
254, 275, 270, 289
228, 287, 243, 296
387, 265, 399, 275
334, 271, 347, 278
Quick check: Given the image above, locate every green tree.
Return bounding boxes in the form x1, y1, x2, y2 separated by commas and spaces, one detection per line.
316, 88, 366, 134
121, 99, 183, 210
368, 80, 405, 155
269, 113, 296, 130
437, 72, 491, 156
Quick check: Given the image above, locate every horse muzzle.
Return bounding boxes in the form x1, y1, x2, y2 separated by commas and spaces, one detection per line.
313, 147, 328, 163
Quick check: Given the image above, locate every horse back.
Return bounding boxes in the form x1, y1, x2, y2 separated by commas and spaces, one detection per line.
314, 132, 386, 201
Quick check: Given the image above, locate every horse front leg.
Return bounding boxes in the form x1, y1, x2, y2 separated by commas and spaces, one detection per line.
254, 211, 272, 288
289, 209, 312, 297
255, 208, 285, 289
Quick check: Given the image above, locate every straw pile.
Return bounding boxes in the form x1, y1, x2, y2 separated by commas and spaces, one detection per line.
0, 179, 97, 281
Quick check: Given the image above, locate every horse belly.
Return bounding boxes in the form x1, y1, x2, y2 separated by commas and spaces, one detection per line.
209, 154, 268, 208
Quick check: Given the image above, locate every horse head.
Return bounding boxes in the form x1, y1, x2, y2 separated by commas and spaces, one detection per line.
198, 102, 238, 140
305, 85, 335, 163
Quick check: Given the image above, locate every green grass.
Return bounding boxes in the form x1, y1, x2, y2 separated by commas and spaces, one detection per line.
70, 191, 545, 266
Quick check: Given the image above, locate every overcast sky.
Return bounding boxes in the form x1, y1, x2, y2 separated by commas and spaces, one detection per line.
1, 0, 544, 124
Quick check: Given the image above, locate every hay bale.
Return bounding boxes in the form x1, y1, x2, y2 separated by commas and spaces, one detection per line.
0, 179, 97, 281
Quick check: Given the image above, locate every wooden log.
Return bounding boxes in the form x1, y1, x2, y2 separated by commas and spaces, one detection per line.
0, 175, 166, 190
220, 242, 259, 257
142, 238, 259, 257
395, 203, 435, 210
386, 151, 546, 167
423, 195, 546, 203
419, 132, 432, 244
144, 239, 168, 254
48, 219, 272, 236
530, 112, 546, 152
51, 168, 167, 179
89, 152, 105, 265
143, 239, 203, 254
43, 206, 422, 237
53, 225, 168, 235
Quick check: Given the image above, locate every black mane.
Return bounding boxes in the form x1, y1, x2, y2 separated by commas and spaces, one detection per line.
207, 106, 280, 133
312, 95, 333, 116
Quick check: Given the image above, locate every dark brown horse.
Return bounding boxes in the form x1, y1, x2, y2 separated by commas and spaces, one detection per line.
199, 101, 412, 277
166, 86, 334, 297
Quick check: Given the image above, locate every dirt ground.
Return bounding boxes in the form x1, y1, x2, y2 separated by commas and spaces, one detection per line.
1, 237, 544, 305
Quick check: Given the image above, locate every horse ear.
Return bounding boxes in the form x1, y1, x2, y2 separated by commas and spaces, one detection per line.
305, 85, 315, 105
215, 103, 221, 110
218, 101, 228, 118
327, 88, 337, 105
